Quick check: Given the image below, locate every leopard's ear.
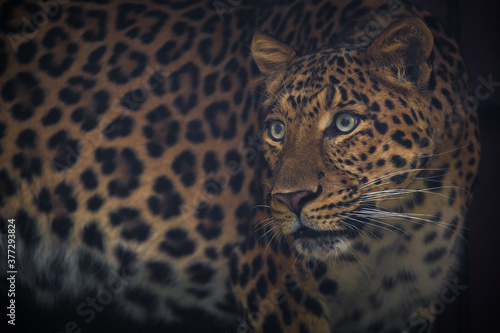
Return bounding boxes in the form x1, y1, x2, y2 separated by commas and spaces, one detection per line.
251, 32, 296, 75
369, 16, 434, 89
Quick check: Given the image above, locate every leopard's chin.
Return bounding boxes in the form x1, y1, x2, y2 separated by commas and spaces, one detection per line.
290, 225, 361, 257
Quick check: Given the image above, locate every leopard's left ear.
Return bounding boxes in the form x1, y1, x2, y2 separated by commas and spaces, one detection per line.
369, 16, 434, 90
251, 32, 296, 76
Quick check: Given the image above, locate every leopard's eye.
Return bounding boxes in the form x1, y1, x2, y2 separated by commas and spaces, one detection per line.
268, 120, 286, 141
335, 113, 358, 133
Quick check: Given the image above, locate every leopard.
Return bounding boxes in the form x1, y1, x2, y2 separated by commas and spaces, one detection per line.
0, 0, 479, 333
232, 1, 480, 333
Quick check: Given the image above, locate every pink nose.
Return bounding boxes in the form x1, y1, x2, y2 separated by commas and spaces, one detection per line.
274, 190, 315, 216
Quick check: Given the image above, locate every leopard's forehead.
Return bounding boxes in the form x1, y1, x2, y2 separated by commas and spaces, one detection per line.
270, 48, 390, 123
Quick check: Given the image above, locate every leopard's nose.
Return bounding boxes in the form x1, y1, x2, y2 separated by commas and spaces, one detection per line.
273, 190, 315, 216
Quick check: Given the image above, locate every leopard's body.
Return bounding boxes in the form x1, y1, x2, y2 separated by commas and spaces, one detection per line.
0, 0, 479, 332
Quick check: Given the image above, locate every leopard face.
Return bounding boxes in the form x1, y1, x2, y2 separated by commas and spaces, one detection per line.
253, 17, 475, 258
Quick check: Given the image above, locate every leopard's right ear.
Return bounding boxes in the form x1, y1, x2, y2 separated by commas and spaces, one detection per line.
251, 32, 296, 76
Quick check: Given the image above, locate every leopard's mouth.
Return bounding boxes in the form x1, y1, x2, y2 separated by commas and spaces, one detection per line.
287, 205, 370, 252
291, 226, 353, 239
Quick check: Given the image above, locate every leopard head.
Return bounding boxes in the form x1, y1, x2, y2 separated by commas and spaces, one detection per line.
252, 17, 442, 257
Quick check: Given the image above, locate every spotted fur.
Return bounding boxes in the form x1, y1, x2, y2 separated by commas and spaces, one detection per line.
0, 0, 479, 332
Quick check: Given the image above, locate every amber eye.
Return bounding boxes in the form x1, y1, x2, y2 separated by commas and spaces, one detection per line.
268, 120, 286, 141
335, 113, 358, 133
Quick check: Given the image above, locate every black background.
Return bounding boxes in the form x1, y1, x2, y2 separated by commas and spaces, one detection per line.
416, 0, 500, 332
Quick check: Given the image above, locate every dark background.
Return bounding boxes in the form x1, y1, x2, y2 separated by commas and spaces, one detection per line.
415, 0, 500, 332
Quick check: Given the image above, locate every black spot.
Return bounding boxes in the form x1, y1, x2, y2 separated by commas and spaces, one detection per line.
80, 168, 98, 190
15, 209, 40, 247
12, 153, 42, 182
319, 279, 338, 296
186, 119, 206, 143
402, 113, 414, 125
370, 102, 380, 112
54, 182, 77, 213
278, 298, 292, 325
203, 151, 219, 174
0, 170, 17, 206
17, 41, 37, 64
226, 150, 244, 193
187, 263, 215, 284
82, 222, 105, 251
391, 155, 407, 168
48, 131, 80, 172
87, 195, 104, 212
376, 159, 385, 167
204, 247, 218, 259
172, 150, 196, 174
306, 258, 327, 280
431, 97, 442, 110
396, 269, 417, 282
262, 313, 283, 333
51, 216, 73, 240
107, 148, 143, 198
443, 217, 459, 240
414, 191, 425, 205
83, 45, 107, 74
391, 130, 412, 149
229, 254, 239, 284
304, 296, 323, 316
42, 107, 62, 126
103, 116, 134, 140
109, 207, 139, 226
153, 175, 173, 193
94, 147, 117, 174
204, 72, 219, 95
374, 121, 388, 135
172, 150, 196, 187
120, 88, 147, 111
267, 255, 277, 285
384, 99, 394, 110
256, 274, 268, 299
159, 228, 196, 257
165, 120, 180, 146
239, 263, 250, 287
424, 166, 447, 190
120, 222, 151, 242
196, 223, 222, 240
15, 129, 37, 148
423, 247, 447, 263
247, 288, 259, 314
146, 142, 163, 157
251, 255, 263, 278
59, 87, 81, 105
147, 260, 175, 285
423, 231, 437, 244
149, 176, 183, 219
